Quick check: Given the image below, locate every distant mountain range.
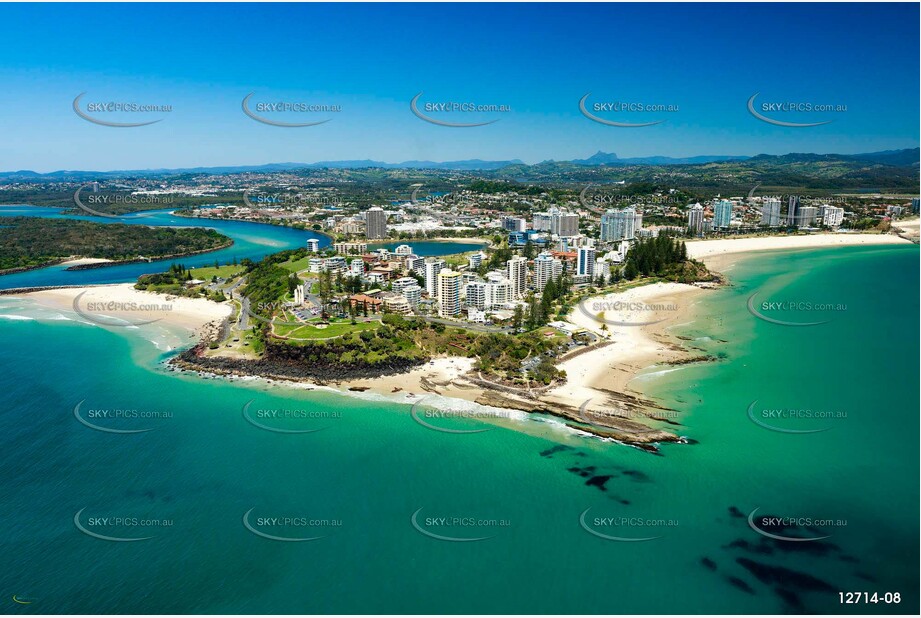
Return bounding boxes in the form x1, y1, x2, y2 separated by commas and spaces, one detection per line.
565, 151, 749, 166
0, 148, 917, 181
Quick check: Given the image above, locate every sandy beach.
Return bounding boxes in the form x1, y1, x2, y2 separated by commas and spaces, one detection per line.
320, 282, 710, 445
892, 217, 920, 242
14, 228, 913, 443
540, 282, 706, 412
686, 231, 912, 270
22, 283, 231, 337
59, 257, 114, 267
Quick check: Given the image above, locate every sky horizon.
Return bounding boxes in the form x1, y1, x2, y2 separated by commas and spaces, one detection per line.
1, 3, 918, 173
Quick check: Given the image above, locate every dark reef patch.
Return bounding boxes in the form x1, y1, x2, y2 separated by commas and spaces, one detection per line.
539, 444, 572, 458
736, 558, 835, 593
773, 587, 804, 611
621, 469, 651, 482
585, 475, 612, 491
726, 576, 756, 594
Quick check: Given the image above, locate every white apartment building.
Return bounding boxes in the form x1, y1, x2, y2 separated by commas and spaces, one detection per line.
437, 269, 462, 317
713, 199, 733, 228
820, 205, 845, 227
687, 203, 704, 234
465, 281, 487, 310
600, 207, 638, 241
486, 279, 512, 309
761, 198, 782, 227
577, 246, 596, 278
424, 259, 445, 297
468, 251, 486, 271
532, 212, 552, 232
534, 251, 562, 291
403, 285, 422, 308
550, 208, 579, 237
506, 256, 528, 299
392, 276, 418, 294
501, 216, 527, 232
404, 254, 425, 274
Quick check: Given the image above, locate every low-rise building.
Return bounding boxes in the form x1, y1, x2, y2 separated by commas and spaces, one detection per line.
382, 293, 411, 315
334, 241, 368, 255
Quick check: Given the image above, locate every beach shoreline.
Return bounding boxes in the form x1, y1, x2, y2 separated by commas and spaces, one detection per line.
166, 280, 711, 448
17, 283, 232, 339
686, 230, 913, 271
10, 230, 914, 447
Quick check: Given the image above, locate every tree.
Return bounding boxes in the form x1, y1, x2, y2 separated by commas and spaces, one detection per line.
317, 269, 334, 319
540, 285, 553, 325
624, 261, 639, 280
512, 305, 524, 330
525, 294, 540, 330
522, 239, 535, 259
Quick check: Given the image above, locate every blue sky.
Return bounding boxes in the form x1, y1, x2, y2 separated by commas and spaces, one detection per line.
0, 3, 917, 172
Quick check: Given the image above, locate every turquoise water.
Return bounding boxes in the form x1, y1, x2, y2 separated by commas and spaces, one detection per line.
0, 243, 917, 613
0, 207, 481, 290
0, 206, 326, 290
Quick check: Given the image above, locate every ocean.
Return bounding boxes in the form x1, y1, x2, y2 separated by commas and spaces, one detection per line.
0, 243, 917, 614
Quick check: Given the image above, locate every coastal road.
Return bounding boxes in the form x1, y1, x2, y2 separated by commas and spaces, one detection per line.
238, 297, 250, 330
